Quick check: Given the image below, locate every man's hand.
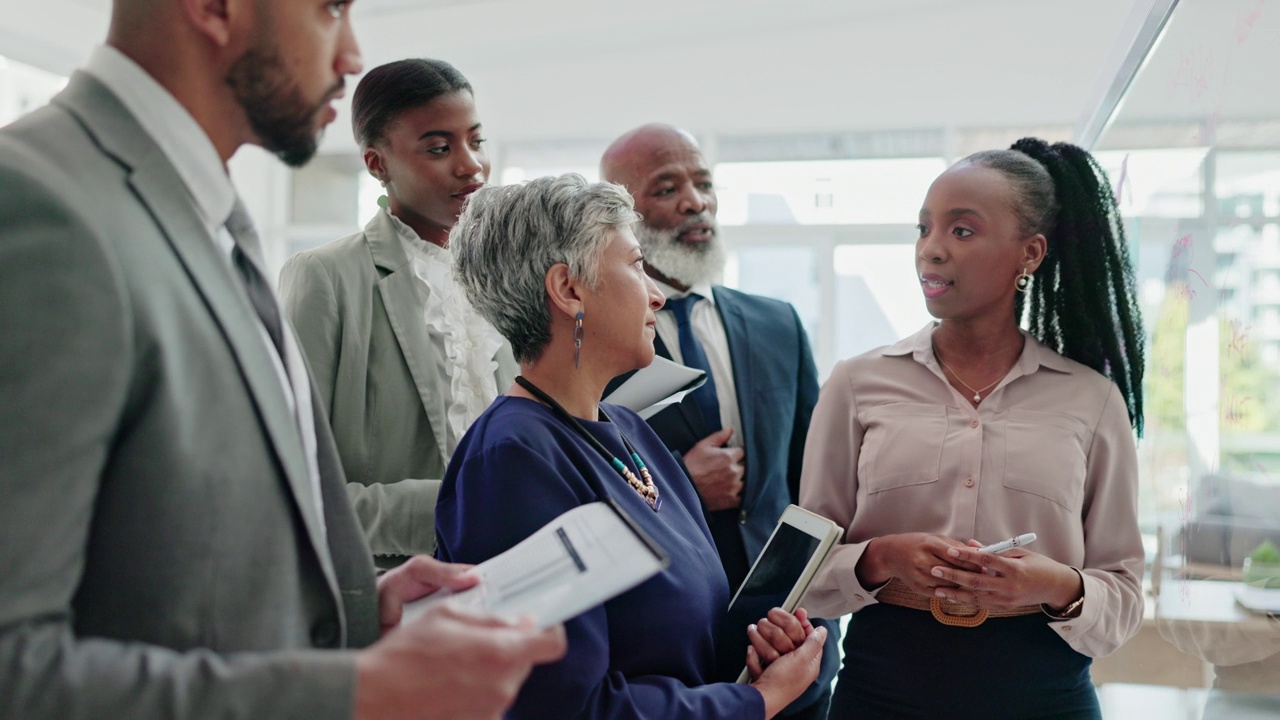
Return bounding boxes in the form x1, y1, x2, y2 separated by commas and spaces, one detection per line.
682, 427, 745, 511
375, 555, 480, 636
354, 604, 567, 720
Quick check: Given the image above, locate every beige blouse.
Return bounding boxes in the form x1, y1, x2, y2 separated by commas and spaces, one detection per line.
799, 323, 1144, 658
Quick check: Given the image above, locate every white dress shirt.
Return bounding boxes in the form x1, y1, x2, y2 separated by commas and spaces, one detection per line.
653, 280, 744, 448
83, 45, 326, 529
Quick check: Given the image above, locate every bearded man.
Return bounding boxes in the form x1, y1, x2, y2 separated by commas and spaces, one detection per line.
0, 1, 563, 718
601, 123, 837, 720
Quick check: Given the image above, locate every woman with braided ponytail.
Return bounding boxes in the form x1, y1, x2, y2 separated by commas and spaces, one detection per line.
799, 138, 1144, 719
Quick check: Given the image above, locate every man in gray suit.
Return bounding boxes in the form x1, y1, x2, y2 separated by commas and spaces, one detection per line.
0, 1, 563, 718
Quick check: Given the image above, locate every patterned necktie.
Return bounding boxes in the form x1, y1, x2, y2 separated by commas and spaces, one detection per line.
663, 293, 722, 432
225, 197, 288, 366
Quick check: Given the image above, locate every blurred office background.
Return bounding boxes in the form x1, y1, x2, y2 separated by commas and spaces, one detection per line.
4, 1, 1279, 716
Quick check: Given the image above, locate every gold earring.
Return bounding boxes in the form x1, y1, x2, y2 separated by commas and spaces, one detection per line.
1015, 268, 1032, 293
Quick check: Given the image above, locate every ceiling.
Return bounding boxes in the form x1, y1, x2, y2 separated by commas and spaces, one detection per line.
1103, 0, 1280, 136
3, 0, 1142, 153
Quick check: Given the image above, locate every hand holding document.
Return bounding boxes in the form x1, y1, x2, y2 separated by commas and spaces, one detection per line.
404, 502, 669, 629
604, 355, 707, 420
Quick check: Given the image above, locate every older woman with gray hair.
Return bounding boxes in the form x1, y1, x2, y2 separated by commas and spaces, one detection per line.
435, 173, 825, 720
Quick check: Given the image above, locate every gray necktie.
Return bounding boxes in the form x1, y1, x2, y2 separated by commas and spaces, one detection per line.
225, 198, 288, 364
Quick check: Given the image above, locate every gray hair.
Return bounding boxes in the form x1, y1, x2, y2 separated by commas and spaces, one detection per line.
451, 173, 638, 363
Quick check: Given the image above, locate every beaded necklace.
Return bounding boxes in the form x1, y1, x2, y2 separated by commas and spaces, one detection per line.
515, 376, 662, 512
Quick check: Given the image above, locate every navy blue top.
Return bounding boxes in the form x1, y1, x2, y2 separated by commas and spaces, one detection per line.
436, 396, 765, 720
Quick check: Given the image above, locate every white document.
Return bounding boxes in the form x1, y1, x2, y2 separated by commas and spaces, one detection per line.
604, 355, 706, 420
403, 502, 669, 629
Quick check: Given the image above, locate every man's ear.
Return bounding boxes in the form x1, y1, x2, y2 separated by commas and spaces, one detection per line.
544, 263, 584, 320
179, 0, 236, 49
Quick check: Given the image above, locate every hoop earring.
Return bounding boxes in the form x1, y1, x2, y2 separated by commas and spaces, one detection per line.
573, 311, 584, 369
1015, 269, 1032, 293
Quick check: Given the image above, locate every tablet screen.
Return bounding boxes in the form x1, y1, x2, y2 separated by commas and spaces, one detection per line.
726, 523, 823, 629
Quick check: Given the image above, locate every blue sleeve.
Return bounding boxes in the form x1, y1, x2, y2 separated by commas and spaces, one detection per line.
436, 439, 764, 720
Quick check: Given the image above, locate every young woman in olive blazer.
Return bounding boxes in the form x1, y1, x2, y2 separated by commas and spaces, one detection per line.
280, 59, 514, 564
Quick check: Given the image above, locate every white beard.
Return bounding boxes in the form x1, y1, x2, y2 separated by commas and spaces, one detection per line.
633, 214, 726, 288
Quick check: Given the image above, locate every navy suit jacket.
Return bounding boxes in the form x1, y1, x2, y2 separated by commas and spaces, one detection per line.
609, 286, 838, 707
641, 286, 817, 563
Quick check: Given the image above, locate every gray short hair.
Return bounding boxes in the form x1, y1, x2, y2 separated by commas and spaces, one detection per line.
451, 173, 638, 363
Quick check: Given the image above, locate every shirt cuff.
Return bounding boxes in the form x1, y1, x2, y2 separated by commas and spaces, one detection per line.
802, 539, 885, 618
1045, 567, 1100, 642
1041, 567, 1086, 620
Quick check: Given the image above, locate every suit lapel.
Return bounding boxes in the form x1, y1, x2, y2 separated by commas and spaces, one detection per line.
58, 73, 337, 586
713, 288, 759, 505
310, 378, 378, 647
365, 213, 450, 461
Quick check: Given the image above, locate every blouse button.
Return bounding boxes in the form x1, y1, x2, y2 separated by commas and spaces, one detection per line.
1063, 625, 1073, 631
854, 594, 865, 602
964, 477, 975, 488
970, 419, 979, 428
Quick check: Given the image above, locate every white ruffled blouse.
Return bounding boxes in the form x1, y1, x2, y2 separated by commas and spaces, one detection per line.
387, 209, 504, 456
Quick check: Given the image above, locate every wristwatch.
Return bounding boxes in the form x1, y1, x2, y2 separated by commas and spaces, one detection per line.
1041, 568, 1086, 620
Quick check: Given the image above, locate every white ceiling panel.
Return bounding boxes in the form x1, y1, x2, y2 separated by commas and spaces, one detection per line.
2, 0, 1139, 151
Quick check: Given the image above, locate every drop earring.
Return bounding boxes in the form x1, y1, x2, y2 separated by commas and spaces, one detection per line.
573, 312, 584, 369
377, 178, 390, 209
1015, 268, 1032, 293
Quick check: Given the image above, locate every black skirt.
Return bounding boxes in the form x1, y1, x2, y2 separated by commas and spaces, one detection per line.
828, 603, 1100, 720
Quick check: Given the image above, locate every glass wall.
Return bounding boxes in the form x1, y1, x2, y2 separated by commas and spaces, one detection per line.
1087, 0, 1280, 715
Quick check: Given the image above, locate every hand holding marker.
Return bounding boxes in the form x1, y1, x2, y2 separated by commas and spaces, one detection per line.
977, 533, 1037, 554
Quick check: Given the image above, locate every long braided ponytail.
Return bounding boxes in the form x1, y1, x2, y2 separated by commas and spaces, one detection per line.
965, 138, 1145, 437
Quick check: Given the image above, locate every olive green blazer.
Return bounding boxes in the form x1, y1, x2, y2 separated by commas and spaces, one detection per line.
279, 211, 517, 558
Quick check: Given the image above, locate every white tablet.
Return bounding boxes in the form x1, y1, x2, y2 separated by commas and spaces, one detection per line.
726, 504, 841, 682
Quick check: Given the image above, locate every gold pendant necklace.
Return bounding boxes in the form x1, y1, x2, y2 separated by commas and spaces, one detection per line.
933, 349, 1005, 403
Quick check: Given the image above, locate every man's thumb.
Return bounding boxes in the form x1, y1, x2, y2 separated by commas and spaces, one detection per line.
705, 426, 734, 445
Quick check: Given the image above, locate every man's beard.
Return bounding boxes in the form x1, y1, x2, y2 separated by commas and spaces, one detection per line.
633, 214, 726, 288
226, 44, 339, 168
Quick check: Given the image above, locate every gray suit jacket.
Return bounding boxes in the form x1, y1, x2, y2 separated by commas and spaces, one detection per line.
279, 211, 517, 558
0, 73, 379, 719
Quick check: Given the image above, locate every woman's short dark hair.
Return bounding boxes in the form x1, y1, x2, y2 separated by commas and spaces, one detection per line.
351, 58, 473, 148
